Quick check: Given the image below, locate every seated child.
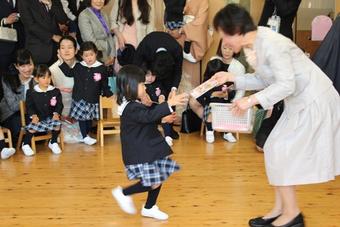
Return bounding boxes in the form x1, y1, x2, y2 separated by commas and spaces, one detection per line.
22, 65, 64, 156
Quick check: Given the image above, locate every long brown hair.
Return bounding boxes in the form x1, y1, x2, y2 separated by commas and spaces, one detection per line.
116, 0, 151, 26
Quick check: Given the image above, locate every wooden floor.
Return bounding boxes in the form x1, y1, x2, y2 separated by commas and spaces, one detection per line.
1, 132, 340, 227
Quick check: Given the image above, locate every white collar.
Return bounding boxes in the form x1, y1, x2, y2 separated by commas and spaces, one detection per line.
156, 47, 167, 53
117, 97, 130, 116
80, 60, 102, 68
33, 84, 55, 93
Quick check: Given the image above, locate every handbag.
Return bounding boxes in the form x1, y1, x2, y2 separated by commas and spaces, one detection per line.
0, 20, 17, 42
180, 105, 202, 133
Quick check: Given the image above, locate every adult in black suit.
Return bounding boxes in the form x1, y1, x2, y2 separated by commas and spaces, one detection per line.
0, 0, 25, 74
258, 0, 301, 40
134, 32, 183, 97
133, 31, 183, 139
18, 0, 68, 65
60, 0, 89, 43
255, 0, 301, 151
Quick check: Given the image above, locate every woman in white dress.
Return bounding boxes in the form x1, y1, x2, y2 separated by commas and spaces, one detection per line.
212, 4, 340, 227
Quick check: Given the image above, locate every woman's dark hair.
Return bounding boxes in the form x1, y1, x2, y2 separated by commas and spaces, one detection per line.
59, 35, 77, 50
2, 49, 33, 94
203, 58, 229, 82
16, 49, 33, 66
150, 51, 175, 80
216, 39, 239, 58
88, 0, 110, 7
213, 4, 256, 35
116, 0, 151, 26
34, 64, 52, 78
116, 65, 145, 105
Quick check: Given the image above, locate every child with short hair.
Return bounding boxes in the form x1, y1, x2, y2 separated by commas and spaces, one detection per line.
22, 65, 64, 156
58, 41, 113, 145
112, 65, 188, 220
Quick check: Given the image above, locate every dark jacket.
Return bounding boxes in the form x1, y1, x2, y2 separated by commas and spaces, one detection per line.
65, 0, 88, 19
313, 16, 340, 95
59, 61, 113, 103
26, 86, 63, 120
120, 101, 173, 165
163, 0, 186, 23
18, 0, 67, 64
145, 81, 166, 103
0, 0, 25, 56
258, 0, 301, 40
133, 32, 183, 95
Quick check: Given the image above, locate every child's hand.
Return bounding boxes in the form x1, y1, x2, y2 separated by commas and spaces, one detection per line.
168, 93, 189, 107
141, 93, 153, 107
161, 112, 176, 124
158, 95, 166, 103
52, 113, 60, 121
31, 115, 39, 124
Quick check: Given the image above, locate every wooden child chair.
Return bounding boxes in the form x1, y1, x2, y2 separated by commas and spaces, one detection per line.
97, 95, 120, 147
16, 101, 65, 152
2, 128, 13, 148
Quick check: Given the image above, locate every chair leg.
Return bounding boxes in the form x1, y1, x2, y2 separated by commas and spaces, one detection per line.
7, 130, 13, 148
59, 131, 65, 151
16, 130, 25, 150
100, 125, 104, 147
200, 122, 205, 137
236, 133, 240, 141
31, 137, 36, 153
97, 121, 101, 142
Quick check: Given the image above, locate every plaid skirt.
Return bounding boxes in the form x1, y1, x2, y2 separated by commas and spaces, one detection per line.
125, 157, 180, 187
165, 21, 185, 30
70, 99, 99, 121
25, 118, 61, 132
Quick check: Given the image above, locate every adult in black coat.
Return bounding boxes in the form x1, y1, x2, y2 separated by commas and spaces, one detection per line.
313, 16, 340, 95
258, 0, 301, 40
134, 31, 183, 97
0, 0, 25, 74
133, 31, 183, 139
18, 0, 68, 65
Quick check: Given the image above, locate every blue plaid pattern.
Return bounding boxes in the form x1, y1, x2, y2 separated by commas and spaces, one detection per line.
165, 21, 185, 30
125, 158, 180, 187
26, 118, 61, 132
70, 99, 99, 121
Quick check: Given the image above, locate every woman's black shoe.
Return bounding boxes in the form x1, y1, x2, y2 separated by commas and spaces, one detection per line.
249, 215, 280, 227
264, 213, 304, 227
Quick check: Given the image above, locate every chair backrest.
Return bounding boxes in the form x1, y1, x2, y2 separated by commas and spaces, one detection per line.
19, 101, 27, 127
311, 15, 333, 41
99, 95, 119, 120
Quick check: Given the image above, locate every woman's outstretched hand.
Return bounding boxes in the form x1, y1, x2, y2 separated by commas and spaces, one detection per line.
231, 96, 258, 116
168, 93, 189, 107
211, 71, 235, 86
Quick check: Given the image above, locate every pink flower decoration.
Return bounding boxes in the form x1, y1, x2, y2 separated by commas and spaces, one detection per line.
93, 73, 102, 81
155, 87, 161, 97
50, 97, 57, 106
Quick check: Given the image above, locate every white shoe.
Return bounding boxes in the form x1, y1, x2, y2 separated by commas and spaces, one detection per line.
165, 136, 173, 147
141, 205, 169, 220
183, 52, 197, 63
48, 142, 62, 154
1, 148, 16, 159
112, 186, 136, 214
22, 144, 35, 156
223, 132, 237, 143
82, 136, 97, 145
205, 131, 215, 143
